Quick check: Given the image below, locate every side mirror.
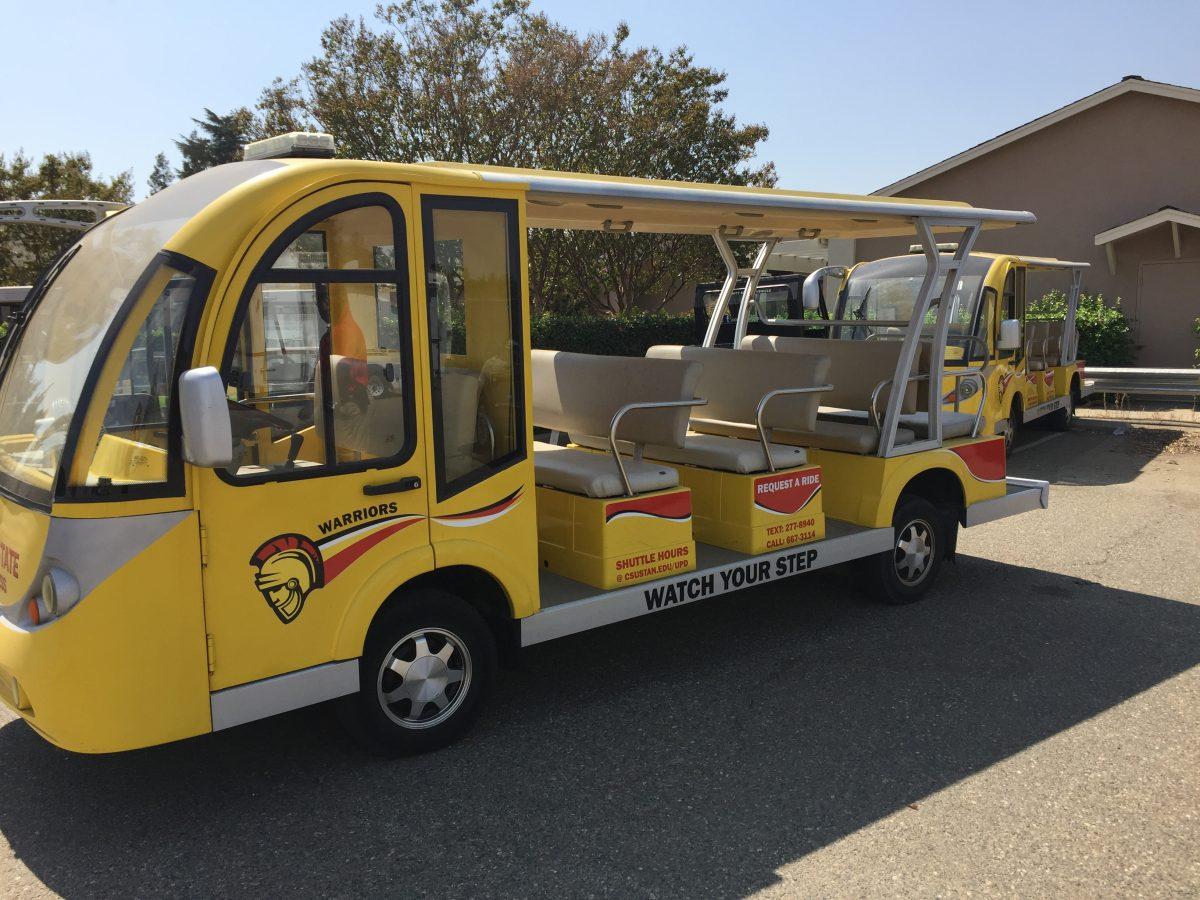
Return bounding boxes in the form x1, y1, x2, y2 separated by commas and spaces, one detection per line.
998, 319, 1021, 351
179, 366, 233, 468
801, 265, 846, 311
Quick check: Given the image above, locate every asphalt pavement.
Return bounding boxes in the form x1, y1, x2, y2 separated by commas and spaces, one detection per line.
1, 420, 1197, 898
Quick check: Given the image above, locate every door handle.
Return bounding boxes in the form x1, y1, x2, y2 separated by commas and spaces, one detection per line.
363, 475, 422, 496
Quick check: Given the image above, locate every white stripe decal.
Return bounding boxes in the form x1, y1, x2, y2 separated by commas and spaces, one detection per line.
318, 515, 421, 550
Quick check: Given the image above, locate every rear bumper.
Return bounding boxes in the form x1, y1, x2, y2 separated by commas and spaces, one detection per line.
963, 477, 1049, 527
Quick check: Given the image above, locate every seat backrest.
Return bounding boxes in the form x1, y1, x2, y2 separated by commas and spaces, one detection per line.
741, 334, 921, 414
1025, 320, 1047, 361
1044, 320, 1065, 365
646, 345, 829, 434
530, 349, 700, 449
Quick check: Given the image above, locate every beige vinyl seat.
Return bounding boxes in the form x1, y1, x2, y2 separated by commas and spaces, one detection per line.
1025, 321, 1049, 371
743, 335, 982, 444
530, 349, 700, 498
740, 335, 919, 452
574, 345, 828, 473
1044, 320, 1066, 366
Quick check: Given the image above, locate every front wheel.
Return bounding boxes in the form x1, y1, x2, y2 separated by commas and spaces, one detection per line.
343, 590, 497, 756
866, 495, 947, 605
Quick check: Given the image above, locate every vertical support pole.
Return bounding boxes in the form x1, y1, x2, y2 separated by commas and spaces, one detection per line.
877, 218, 981, 456
702, 230, 740, 348
702, 231, 778, 348
1063, 266, 1084, 364
731, 237, 779, 347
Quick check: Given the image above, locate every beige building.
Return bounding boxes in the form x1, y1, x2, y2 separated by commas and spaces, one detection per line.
854, 76, 1200, 367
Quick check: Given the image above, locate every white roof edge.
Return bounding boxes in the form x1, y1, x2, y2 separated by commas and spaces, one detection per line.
475, 170, 1036, 225
1009, 256, 1091, 270
876, 79, 1200, 197
1095, 207, 1200, 245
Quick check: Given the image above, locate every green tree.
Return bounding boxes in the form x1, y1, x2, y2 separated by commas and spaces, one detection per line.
0, 151, 133, 287
256, 0, 774, 314
147, 152, 175, 194
176, 107, 257, 177
1029, 290, 1136, 367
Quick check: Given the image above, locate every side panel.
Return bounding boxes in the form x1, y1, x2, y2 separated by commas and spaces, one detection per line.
0, 513, 209, 753
812, 435, 1005, 528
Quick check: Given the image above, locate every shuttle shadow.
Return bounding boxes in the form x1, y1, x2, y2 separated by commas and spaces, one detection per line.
1010, 420, 1185, 487
0, 555, 1197, 896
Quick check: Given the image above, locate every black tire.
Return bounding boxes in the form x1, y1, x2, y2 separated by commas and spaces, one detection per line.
1004, 398, 1023, 456
1048, 386, 1075, 431
867, 495, 947, 605
343, 589, 497, 756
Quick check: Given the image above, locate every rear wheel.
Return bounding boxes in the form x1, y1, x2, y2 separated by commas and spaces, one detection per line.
1048, 387, 1075, 431
867, 495, 947, 605
1004, 398, 1023, 455
343, 590, 496, 756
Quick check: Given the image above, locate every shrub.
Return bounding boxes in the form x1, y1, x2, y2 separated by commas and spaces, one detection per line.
1193, 316, 1199, 367
529, 310, 696, 357
1028, 290, 1136, 367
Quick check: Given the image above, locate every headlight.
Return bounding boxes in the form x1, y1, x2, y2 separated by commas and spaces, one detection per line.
39, 567, 80, 619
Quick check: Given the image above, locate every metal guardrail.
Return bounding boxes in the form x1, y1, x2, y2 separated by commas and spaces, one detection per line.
1086, 367, 1200, 401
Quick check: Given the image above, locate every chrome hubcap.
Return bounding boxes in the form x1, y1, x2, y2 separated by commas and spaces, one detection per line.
895, 519, 934, 586
377, 628, 471, 729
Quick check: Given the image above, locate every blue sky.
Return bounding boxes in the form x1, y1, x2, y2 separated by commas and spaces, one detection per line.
4, 0, 1199, 198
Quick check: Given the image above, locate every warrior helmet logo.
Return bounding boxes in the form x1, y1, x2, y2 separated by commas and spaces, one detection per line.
249, 534, 325, 624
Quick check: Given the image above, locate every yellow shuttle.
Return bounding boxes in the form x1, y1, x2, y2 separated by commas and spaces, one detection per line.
0, 134, 1048, 755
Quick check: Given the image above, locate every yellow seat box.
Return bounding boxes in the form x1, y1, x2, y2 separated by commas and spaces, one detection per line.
677, 463, 824, 555
536, 485, 696, 589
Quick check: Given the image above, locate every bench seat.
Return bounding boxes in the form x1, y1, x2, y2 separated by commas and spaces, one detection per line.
817, 407, 978, 439
691, 415, 916, 455
533, 441, 678, 498
573, 432, 807, 475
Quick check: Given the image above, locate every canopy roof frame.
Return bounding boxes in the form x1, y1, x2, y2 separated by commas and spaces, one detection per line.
440, 164, 1036, 240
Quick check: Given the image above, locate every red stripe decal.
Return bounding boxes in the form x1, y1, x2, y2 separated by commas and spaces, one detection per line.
605, 491, 691, 523
324, 518, 422, 582
753, 469, 822, 515
949, 439, 1006, 483
439, 488, 523, 521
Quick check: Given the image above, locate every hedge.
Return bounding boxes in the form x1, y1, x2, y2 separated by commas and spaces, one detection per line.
1028, 290, 1136, 367
529, 310, 696, 356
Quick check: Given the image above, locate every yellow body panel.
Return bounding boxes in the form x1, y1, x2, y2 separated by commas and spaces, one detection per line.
811, 436, 1006, 528
0, 513, 210, 753
536, 485, 696, 590
677, 464, 824, 554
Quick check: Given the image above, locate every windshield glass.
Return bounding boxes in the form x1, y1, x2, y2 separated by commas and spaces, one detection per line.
0, 161, 282, 505
837, 254, 991, 357
701, 284, 792, 323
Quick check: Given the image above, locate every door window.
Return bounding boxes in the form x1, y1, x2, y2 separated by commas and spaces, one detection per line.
220, 196, 413, 481
422, 197, 525, 499
1001, 268, 1026, 363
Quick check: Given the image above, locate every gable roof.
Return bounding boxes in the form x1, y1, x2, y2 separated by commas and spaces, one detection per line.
1094, 205, 1200, 246
877, 77, 1200, 196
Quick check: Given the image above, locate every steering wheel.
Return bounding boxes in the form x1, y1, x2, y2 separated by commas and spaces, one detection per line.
228, 399, 305, 467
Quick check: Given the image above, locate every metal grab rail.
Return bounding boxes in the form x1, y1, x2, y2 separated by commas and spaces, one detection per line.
754, 384, 834, 473
869, 371, 989, 439
608, 398, 708, 497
